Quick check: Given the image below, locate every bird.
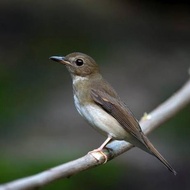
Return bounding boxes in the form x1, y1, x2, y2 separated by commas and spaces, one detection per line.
49, 52, 177, 175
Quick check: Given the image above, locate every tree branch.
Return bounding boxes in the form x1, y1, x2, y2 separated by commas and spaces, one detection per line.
1, 79, 190, 190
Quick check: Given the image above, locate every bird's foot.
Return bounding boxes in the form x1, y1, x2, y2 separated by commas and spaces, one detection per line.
88, 148, 108, 164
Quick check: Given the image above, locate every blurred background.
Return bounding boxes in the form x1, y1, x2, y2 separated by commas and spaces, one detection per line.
0, 0, 190, 189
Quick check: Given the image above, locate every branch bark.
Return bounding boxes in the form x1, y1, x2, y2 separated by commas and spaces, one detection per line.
1, 79, 190, 190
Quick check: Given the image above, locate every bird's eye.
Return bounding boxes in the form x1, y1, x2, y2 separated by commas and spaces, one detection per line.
75, 59, 84, 66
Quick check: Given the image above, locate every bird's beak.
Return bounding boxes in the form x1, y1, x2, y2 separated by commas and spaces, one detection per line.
49, 56, 70, 65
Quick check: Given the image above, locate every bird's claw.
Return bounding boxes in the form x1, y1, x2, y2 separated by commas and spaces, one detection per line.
88, 149, 108, 164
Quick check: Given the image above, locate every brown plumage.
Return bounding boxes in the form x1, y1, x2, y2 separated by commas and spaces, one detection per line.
50, 52, 177, 175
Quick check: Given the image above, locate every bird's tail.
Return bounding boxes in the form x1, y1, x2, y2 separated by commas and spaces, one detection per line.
142, 134, 177, 175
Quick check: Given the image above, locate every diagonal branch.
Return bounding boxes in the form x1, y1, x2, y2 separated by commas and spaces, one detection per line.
1, 79, 190, 190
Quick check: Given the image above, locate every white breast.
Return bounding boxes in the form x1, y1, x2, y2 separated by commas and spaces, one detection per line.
73, 94, 128, 140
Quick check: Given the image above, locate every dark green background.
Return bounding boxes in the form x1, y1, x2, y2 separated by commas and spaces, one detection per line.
0, 0, 190, 189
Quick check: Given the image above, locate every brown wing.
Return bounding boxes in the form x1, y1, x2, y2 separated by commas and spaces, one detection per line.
91, 89, 144, 143
91, 89, 177, 175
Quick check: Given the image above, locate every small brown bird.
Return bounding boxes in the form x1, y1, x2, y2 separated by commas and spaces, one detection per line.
50, 52, 176, 175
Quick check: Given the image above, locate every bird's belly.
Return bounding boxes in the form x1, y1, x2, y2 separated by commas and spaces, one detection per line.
74, 96, 129, 139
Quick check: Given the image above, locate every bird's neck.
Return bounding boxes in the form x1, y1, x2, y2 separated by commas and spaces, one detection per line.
72, 73, 102, 105
72, 73, 102, 86
72, 75, 89, 86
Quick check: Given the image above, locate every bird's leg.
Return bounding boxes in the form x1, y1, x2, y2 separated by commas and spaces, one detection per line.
88, 136, 113, 163
96, 136, 113, 151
